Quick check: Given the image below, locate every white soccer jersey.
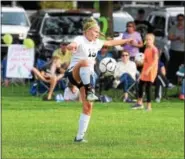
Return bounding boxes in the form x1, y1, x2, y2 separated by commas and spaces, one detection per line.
68, 36, 104, 72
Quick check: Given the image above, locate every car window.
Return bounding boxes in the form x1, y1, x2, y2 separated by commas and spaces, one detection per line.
168, 16, 176, 31
41, 15, 89, 35
147, 15, 153, 22
30, 18, 38, 30
1, 12, 29, 26
30, 18, 42, 31
152, 16, 165, 32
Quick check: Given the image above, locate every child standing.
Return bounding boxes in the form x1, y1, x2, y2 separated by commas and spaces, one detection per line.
132, 33, 158, 111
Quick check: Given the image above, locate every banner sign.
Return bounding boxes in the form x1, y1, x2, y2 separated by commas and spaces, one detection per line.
6, 45, 34, 78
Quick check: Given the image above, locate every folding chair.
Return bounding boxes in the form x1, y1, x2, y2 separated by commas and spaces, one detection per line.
33, 58, 50, 96
127, 75, 139, 99
154, 72, 169, 99
98, 73, 114, 95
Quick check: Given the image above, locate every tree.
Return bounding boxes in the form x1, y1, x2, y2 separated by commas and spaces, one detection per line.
99, 1, 113, 38
39, 1, 73, 9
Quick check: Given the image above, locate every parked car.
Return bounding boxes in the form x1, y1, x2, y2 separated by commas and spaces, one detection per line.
28, 9, 93, 60
146, 7, 184, 65
1, 6, 31, 59
120, 3, 159, 19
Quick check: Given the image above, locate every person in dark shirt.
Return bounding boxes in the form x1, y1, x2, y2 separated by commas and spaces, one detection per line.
134, 9, 154, 52
154, 61, 174, 102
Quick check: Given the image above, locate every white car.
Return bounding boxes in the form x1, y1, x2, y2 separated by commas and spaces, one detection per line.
1, 6, 30, 57
146, 7, 184, 64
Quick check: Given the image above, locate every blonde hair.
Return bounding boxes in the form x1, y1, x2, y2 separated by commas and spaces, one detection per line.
145, 33, 155, 41
83, 17, 99, 32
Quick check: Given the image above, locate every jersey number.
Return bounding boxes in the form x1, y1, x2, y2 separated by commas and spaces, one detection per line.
88, 49, 96, 57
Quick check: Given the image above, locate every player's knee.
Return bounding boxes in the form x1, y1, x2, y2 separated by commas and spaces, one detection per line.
80, 60, 89, 67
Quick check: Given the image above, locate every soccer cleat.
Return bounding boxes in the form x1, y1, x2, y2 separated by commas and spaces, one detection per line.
86, 91, 99, 101
74, 137, 88, 143
131, 103, 144, 110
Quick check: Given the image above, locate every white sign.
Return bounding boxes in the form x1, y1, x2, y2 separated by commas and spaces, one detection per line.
6, 45, 34, 78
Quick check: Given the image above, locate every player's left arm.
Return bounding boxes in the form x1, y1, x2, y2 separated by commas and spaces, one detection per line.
103, 38, 133, 47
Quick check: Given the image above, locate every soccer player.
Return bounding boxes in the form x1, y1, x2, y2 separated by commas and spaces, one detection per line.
66, 17, 132, 142
132, 33, 158, 111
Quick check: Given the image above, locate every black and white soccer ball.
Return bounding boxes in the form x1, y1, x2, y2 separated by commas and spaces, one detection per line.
135, 53, 145, 66
99, 57, 117, 76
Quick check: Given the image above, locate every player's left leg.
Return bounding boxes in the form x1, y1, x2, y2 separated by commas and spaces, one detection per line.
145, 81, 152, 111
71, 60, 98, 101
74, 87, 93, 143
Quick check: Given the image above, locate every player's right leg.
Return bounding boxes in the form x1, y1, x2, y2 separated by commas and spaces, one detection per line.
71, 60, 98, 101
74, 87, 93, 143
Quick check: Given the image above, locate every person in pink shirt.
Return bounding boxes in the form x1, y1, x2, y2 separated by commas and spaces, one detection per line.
122, 21, 143, 60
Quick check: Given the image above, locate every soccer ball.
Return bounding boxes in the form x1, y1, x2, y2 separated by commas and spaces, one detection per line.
99, 57, 117, 76
135, 53, 144, 66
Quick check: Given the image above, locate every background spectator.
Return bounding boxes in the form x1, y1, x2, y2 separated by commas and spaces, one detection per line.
132, 34, 158, 111
64, 82, 81, 102
53, 40, 72, 70
1, 56, 9, 87
167, 14, 184, 84
94, 46, 113, 90
134, 9, 154, 40
113, 51, 137, 102
32, 56, 65, 101
176, 64, 184, 100
95, 46, 113, 75
96, 46, 113, 63
122, 21, 143, 61
154, 61, 174, 103
179, 79, 185, 100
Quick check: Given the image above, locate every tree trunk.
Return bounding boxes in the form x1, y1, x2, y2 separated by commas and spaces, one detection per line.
99, 1, 113, 37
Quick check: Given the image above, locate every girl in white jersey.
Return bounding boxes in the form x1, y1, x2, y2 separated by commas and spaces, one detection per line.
66, 18, 132, 142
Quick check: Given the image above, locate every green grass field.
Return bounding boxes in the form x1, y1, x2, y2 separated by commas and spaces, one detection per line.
2, 85, 184, 159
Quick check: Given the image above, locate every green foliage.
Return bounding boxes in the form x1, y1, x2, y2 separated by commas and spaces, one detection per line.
2, 86, 184, 159
93, 0, 99, 12
40, 1, 73, 9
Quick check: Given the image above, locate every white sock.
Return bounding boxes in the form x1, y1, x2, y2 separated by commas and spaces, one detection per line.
76, 113, 90, 140
79, 67, 91, 85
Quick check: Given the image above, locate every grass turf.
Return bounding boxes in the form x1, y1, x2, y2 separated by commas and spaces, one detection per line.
2, 85, 184, 159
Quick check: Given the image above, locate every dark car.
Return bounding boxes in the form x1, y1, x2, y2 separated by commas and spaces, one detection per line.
28, 9, 93, 60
